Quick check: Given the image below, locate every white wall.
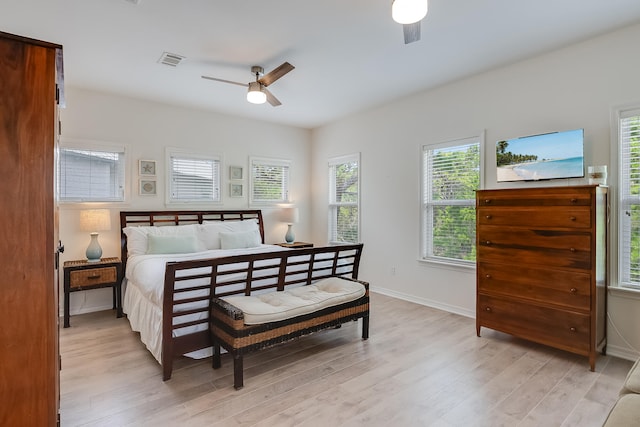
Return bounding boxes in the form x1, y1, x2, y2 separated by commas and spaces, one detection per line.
59, 88, 311, 316
310, 23, 640, 360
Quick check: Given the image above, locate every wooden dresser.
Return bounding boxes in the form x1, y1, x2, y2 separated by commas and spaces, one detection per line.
0, 32, 63, 425
476, 185, 607, 370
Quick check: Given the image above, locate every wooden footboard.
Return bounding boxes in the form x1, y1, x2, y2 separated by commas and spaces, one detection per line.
161, 243, 365, 381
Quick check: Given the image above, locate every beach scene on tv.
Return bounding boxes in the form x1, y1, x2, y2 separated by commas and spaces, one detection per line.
496, 129, 584, 182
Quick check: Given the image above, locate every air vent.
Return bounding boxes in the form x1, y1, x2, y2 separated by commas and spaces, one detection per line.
158, 52, 185, 67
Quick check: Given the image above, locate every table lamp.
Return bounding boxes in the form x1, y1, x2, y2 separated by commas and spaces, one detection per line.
79, 209, 111, 262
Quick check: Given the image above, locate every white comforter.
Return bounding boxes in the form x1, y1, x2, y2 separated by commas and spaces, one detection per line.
123, 245, 286, 362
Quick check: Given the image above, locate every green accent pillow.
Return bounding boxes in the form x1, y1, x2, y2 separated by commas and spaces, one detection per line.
146, 234, 201, 254
219, 230, 262, 250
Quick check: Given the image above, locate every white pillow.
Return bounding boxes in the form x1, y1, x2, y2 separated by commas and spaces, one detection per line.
146, 235, 201, 254
219, 229, 262, 250
199, 219, 260, 250
123, 224, 204, 256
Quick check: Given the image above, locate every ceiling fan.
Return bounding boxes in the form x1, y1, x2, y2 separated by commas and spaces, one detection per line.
201, 62, 295, 106
392, 0, 428, 44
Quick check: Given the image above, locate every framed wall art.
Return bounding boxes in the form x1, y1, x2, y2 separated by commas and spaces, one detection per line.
229, 183, 243, 198
139, 179, 157, 196
229, 166, 243, 180
139, 159, 157, 176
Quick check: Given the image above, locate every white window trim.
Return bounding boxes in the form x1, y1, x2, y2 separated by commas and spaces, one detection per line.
249, 156, 292, 206
328, 152, 361, 245
419, 132, 484, 268
58, 138, 130, 206
165, 147, 222, 205
610, 104, 640, 294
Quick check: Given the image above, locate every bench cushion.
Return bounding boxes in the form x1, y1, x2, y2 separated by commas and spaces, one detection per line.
220, 277, 366, 325
603, 394, 640, 426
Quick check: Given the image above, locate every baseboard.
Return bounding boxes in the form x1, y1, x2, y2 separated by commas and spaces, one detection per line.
605, 344, 640, 362
371, 286, 475, 319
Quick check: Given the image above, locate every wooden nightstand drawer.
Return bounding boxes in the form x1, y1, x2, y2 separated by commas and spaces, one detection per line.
69, 266, 117, 288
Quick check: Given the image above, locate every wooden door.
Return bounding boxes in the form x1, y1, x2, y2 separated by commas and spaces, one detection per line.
0, 31, 62, 426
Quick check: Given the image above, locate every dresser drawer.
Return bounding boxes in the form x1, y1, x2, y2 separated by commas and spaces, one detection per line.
69, 266, 117, 289
477, 207, 591, 228
478, 262, 591, 311
477, 294, 590, 354
477, 188, 592, 207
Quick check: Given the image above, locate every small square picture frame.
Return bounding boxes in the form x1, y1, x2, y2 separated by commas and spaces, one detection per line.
139, 160, 157, 176
229, 166, 243, 180
139, 179, 157, 196
229, 183, 243, 198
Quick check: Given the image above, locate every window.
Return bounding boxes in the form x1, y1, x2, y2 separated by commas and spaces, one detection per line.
167, 149, 220, 203
249, 157, 290, 204
618, 108, 640, 289
328, 153, 360, 244
58, 142, 126, 202
421, 135, 481, 265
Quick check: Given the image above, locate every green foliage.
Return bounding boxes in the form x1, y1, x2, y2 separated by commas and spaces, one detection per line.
429, 144, 479, 261
627, 117, 640, 282
334, 162, 359, 242
496, 140, 538, 167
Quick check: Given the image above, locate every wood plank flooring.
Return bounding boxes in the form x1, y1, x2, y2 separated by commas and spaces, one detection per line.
59, 292, 632, 426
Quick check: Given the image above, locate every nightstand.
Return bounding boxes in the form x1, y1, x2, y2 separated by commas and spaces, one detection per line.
275, 242, 314, 249
63, 257, 123, 328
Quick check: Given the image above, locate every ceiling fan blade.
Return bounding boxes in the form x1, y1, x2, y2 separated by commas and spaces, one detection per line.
403, 22, 421, 44
201, 75, 247, 87
264, 88, 282, 107
259, 62, 295, 87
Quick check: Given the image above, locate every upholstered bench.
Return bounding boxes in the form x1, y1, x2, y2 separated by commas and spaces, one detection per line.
603, 358, 640, 426
205, 245, 369, 389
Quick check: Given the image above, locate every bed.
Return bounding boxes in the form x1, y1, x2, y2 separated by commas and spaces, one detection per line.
119, 210, 363, 381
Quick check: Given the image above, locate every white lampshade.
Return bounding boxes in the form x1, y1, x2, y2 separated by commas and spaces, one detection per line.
247, 82, 267, 104
79, 209, 111, 232
392, 0, 428, 24
280, 207, 299, 224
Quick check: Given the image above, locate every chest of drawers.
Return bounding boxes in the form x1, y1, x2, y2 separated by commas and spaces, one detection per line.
476, 185, 607, 370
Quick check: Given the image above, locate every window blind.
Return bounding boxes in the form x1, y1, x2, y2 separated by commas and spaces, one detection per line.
250, 158, 290, 203
59, 147, 125, 202
169, 154, 220, 202
422, 138, 480, 263
619, 109, 640, 287
328, 154, 360, 244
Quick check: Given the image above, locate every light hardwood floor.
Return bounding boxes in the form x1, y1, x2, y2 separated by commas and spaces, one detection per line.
60, 292, 632, 426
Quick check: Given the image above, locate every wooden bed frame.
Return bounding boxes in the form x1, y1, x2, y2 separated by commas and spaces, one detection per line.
119, 210, 365, 382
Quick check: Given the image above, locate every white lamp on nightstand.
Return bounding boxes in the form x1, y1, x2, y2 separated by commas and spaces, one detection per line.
280, 206, 299, 244
79, 209, 111, 262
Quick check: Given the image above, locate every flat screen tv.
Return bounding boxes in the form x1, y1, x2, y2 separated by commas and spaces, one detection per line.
496, 129, 584, 182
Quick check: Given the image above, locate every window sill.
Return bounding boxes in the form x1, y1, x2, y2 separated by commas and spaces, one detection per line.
609, 286, 640, 300
417, 257, 475, 273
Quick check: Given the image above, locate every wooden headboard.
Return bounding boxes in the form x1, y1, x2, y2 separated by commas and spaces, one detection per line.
119, 210, 265, 267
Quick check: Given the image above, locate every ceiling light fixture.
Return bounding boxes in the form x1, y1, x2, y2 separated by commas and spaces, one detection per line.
392, 0, 428, 24
246, 81, 267, 104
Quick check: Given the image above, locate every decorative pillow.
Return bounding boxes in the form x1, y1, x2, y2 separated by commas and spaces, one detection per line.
219, 229, 262, 250
199, 219, 260, 250
146, 234, 202, 254
123, 224, 204, 256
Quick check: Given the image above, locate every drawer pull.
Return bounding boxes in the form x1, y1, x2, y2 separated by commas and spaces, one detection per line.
569, 216, 576, 221
485, 199, 492, 204
485, 240, 492, 245
485, 307, 492, 312
570, 198, 577, 204
570, 248, 576, 252
485, 215, 492, 220
87, 275, 101, 280
570, 288, 577, 293
570, 327, 577, 332
485, 274, 491, 279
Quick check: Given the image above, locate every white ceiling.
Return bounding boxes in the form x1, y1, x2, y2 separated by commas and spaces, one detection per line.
2, 0, 640, 129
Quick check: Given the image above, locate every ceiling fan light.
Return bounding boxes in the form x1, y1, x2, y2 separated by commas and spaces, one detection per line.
247, 82, 267, 104
392, 0, 428, 24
